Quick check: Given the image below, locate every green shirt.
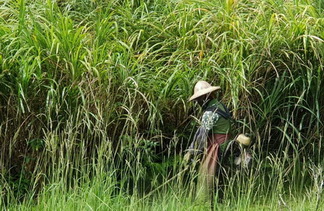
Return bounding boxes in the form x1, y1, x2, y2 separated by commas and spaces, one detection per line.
201, 99, 231, 134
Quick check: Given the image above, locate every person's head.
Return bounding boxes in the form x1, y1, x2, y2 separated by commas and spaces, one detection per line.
194, 92, 214, 106
189, 81, 221, 107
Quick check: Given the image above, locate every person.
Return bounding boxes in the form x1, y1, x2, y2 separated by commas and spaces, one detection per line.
184, 80, 232, 204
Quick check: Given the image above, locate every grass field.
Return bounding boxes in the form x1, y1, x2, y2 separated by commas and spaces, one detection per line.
0, 0, 323, 210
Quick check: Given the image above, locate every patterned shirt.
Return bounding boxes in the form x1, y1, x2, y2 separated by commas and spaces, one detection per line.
201, 99, 231, 134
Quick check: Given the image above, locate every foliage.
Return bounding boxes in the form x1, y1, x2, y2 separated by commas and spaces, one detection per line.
0, 0, 323, 209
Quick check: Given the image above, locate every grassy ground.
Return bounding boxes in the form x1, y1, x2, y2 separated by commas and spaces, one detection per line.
7, 173, 324, 210
0, 0, 323, 210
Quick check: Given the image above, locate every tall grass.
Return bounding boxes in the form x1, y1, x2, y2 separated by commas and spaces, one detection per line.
0, 0, 323, 209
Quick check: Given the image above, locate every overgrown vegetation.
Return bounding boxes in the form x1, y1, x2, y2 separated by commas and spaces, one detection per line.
0, 0, 323, 210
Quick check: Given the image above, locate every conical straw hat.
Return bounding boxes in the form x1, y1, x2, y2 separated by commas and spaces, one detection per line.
189, 81, 221, 101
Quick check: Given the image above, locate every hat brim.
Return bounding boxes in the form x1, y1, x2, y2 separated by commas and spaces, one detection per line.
189, 86, 221, 101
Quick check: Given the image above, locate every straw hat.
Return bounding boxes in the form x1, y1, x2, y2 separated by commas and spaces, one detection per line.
189, 81, 221, 101
236, 134, 251, 146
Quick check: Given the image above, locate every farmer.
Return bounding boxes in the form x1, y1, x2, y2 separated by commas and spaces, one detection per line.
184, 80, 231, 203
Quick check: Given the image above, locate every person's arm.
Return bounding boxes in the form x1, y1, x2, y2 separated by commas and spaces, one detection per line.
184, 110, 220, 160
184, 126, 209, 163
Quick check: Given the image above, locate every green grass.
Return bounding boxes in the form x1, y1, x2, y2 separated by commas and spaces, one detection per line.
0, 0, 323, 210
7, 168, 324, 210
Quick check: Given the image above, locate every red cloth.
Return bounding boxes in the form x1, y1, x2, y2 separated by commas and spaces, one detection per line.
201, 134, 229, 176
196, 134, 229, 201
